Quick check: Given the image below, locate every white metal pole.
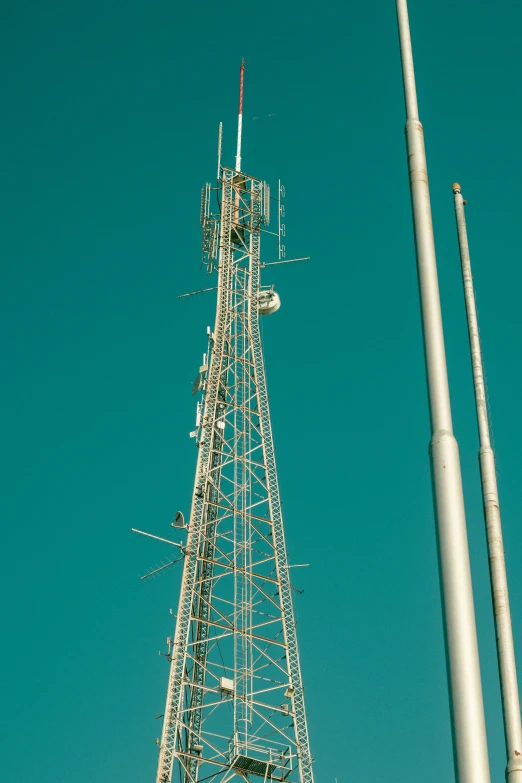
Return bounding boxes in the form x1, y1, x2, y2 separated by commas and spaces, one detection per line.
452, 183, 522, 782
234, 61, 244, 240
217, 121, 223, 181
395, 3, 491, 780
235, 59, 244, 172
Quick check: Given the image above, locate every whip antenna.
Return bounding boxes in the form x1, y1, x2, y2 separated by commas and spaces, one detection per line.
235, 59, 245, 172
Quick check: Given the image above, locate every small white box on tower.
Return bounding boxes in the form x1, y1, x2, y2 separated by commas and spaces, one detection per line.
219, 677, 234, 695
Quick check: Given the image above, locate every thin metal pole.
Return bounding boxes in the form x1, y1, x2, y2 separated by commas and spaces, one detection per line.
452, 183, 522, 782
217, 121, 223, 181
395, 2, 491, 780
235, 59, 245, 172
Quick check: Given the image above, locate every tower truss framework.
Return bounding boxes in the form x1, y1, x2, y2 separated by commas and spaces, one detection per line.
154, 164, 314, 783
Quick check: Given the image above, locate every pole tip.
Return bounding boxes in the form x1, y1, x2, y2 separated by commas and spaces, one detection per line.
452, 182, 461, 193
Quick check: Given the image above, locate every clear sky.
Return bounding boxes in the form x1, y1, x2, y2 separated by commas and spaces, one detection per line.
2, 1, 522, 781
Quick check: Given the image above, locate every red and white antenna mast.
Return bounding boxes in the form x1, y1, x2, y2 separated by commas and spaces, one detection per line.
235, 59, 245, 172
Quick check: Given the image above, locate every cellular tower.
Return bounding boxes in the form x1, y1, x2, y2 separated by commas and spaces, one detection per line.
136, 62, 314, 783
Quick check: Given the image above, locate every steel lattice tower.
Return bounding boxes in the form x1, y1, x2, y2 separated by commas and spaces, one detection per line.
141, 64, 314, 783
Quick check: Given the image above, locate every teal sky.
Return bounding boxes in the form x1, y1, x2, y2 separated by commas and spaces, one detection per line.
2, 1, 522, 781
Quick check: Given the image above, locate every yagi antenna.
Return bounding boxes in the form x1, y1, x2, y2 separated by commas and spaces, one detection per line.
132, 524, 187, 581
140, 556, 184, 581
177, 285, 218, 300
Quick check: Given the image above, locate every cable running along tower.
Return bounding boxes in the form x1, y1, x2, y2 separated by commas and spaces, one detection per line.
146, 62, 314, 783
